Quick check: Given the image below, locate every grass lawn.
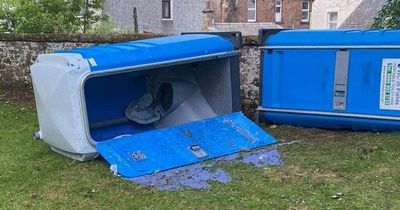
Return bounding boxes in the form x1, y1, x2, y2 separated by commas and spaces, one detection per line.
1, 99, 400, 209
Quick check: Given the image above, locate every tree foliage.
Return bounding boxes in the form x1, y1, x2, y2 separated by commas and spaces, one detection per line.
0, 0, 18, 32
13, 0, 82, 33
0, 0, 107, 33
81, 0, 107, 33
371, 0, 400, 29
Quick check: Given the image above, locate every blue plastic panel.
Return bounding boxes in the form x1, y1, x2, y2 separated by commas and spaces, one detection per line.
96, 112, 276, 178
346, 49, 400, 117
57, 34, 234, 72
263, 112, 400, 132
266, 30, 400, 46
84, 72, 146, 124
262, 49, 336, 112
261, 30, 400, 131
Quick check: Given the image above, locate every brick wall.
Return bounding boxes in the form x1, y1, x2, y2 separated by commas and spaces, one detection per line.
212, 0, 311, 29
256, 0, 275, 24
280, 0, 311, 29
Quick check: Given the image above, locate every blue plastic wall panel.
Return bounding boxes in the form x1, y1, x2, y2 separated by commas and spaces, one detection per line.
261, 30, 400, 131
96, 112, 277, 178
57, 34, 234, 72
84, 71, 158, 142
262, 49, 337, 112
84, 72, 147, 124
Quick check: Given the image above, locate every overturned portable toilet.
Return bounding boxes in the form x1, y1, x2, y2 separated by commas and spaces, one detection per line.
258, 29, 400, 131
31, 33, 276, 177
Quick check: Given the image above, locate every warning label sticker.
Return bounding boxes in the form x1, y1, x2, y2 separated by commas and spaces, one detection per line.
380, 59, 400, 110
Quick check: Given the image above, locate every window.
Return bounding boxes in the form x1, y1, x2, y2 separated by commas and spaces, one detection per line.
327, 12, 338, 29
275, 0, 282, 22
162, 0, 172, 20
301, 0, 310, 22
248, 0, 256, 22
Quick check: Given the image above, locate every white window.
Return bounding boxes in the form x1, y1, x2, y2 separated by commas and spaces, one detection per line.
162, 0, 172, 20
248, 0, 256, 22
275, 0, 282, 22
327, 12, 338, 29
301, 0, 310, 22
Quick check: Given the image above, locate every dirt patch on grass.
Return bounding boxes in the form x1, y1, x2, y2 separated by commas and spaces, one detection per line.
0, 86, 35, 107
312, 170, 340, 180
270, 165, 340, 182
267, 165, 306, 182
265, 124, 372, 143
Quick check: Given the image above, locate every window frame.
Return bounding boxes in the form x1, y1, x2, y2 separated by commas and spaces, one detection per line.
301, 0, 310, 23
327, 11, 338, 29
247, 0, 257, 22
275, 0, 282, 23
162, 0, 173, 20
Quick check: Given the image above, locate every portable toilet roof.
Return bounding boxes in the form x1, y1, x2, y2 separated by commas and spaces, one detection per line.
57, 34, 237, 72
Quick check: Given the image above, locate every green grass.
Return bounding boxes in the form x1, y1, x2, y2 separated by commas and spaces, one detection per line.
1, 101, 400, 209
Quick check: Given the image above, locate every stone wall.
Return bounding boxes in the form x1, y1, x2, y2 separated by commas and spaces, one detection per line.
0, 33, 158, 88
240, 45, 260, 106
0, 33, 261, 108
0, 41, 92, 88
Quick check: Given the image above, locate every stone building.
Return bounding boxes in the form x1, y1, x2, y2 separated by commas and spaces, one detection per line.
310, 0, 363, 29
104, 0, 207, 34
339, 0, 387, 29
103, 0, 304, 35
211, 0, 313, 29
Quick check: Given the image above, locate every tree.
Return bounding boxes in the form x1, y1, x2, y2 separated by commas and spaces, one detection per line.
0, 0, 18, 32
81, 0, 107, 33
220, 0, 237, 22
371, 0, 400, 29
13, 0, 82, 33
0, 0, 107, 33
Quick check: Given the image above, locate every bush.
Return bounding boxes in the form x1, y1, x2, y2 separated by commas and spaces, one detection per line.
0, 0, 18, 32
88, 19, 117, 34
0, 0, 107, 33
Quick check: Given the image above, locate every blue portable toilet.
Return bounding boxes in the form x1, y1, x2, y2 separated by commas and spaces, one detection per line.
30, 32, 276, 178
258, 29, 400, 131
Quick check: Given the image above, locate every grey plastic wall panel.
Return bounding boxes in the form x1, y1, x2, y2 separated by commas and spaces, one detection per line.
194, 58, 234, 115
333, 51, 350, 111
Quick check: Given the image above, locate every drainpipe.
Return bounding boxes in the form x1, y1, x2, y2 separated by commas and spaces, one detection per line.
202, 0, 215, 31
